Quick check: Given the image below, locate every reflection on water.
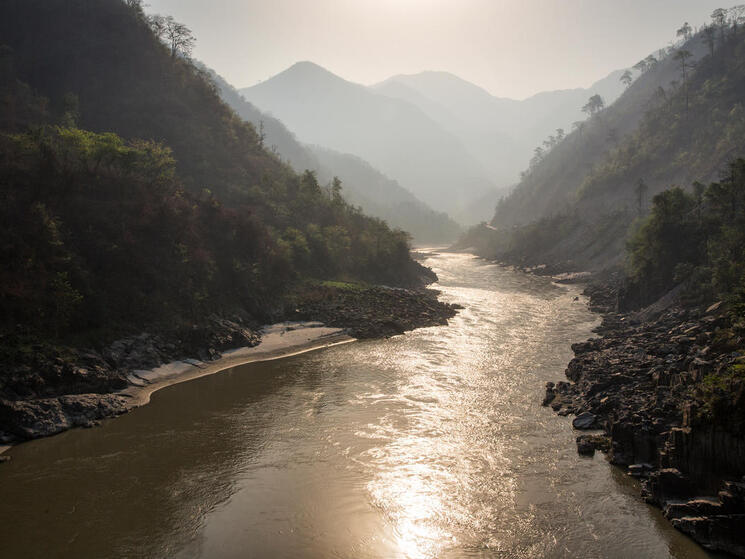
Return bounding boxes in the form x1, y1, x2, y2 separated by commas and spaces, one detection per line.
0, 252, 717, 558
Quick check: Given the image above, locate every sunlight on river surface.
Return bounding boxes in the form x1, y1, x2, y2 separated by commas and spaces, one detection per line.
0, 251, 718, 558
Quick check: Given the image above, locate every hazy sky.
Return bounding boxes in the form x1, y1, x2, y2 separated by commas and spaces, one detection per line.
146, 0, 727, 99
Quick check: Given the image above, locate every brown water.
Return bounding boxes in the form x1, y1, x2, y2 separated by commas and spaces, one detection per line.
0, 251, 718, 558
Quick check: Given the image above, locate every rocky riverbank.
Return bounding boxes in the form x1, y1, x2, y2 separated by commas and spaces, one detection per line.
288, 283, 459, 339
0, 283, 457, 446
544, 281, 745, 556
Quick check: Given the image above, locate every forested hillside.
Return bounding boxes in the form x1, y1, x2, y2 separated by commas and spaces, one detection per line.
374, 69, 625, 190
0, 0, 431, 344
213, 71, 461, 243
240, 61, 497, 223
461, 16, 745, 273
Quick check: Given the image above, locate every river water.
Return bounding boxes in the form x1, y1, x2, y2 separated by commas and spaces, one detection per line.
0, 251, 716, 558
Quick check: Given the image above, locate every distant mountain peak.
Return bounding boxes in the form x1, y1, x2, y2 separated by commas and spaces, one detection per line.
269, 60, 348, 85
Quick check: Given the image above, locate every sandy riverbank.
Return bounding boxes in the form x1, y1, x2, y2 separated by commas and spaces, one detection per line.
119, 322, 355, 409
0, 323, 354, 454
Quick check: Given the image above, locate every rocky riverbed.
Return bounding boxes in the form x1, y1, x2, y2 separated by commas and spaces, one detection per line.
544, 284, 745, 556
0, 284, 457, 445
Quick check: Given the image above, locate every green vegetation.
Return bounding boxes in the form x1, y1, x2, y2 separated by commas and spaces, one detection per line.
578, 21, 745, 201
466, 7, 745, 276
0, 0, 430, 345
626, 158, 745, 306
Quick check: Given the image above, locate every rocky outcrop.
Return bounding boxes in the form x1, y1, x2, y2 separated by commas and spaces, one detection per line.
0, 314, 261, 443
545, 292, 745, 555
0, 285, 458, 444
289, 285, 459, 339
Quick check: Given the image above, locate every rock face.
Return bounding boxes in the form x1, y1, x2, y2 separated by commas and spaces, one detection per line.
546, 287, 745, 556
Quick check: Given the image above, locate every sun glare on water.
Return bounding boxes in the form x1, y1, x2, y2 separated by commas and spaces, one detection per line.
369, 460, 456, 559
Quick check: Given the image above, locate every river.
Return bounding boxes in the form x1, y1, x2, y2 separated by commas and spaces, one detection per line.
0, 251, 717, 558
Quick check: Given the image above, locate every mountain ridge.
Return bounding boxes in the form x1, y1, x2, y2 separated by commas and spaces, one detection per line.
240, 63, 499, 224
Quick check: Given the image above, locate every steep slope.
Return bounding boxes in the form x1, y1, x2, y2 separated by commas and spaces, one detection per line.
240, 61, 497, 223
374, 70, 626, 189
307, 146, 461, 244
212, 72, 461, 243
461, 29, 745, 272
0, 0, 435, 341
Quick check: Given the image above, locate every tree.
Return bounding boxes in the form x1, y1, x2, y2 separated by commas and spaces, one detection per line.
644, 54, 658, 69
258, 120, 266, 148
620, 69, 633, 88
674, 49, 694, 112
677, 22, 693, 41
148, 14, 167, 41
148, 15, 195, 58
581, 94, 605, 117
712, 8, 728, 28
712, 8, 728, 42
703, 25, 717, 57
730, 5, 745, 27
330, 176, 343, 204
606, 127, 619, 146
555, 128, 565, 142
633, 59, 649, 74
692, 180, 706, 222
165, 19, 195, 58
635, 178, 648, 215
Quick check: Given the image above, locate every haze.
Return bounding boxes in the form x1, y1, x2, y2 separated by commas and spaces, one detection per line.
147, 0, 724, 99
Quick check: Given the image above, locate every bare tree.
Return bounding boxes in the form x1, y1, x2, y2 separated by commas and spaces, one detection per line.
730, 5, 745, 31
166, 19, 195, 58
148, 14, 168, 41
148, 14, 195, 58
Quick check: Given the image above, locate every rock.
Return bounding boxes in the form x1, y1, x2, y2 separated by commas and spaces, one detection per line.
672, 514, 745, 557
543, 288, 745, 555
542, 382, 557, 406
576, 435, 595, 456
572, 411, 597, 430
0, 394, 128, 440
628, 463, 655, 478
645, 468, 694, 506
706, 301, 723, 314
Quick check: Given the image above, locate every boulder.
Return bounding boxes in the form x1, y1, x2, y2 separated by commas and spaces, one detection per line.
572, 411, 597, 430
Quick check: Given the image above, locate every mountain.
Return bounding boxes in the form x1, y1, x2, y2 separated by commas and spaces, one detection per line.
212, 71, 461, 243
240, 61, 498, 224
373, 69, 626, 189
459, 29, 745, 273
307, 146, 461, 244
0, 0, 433, 342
